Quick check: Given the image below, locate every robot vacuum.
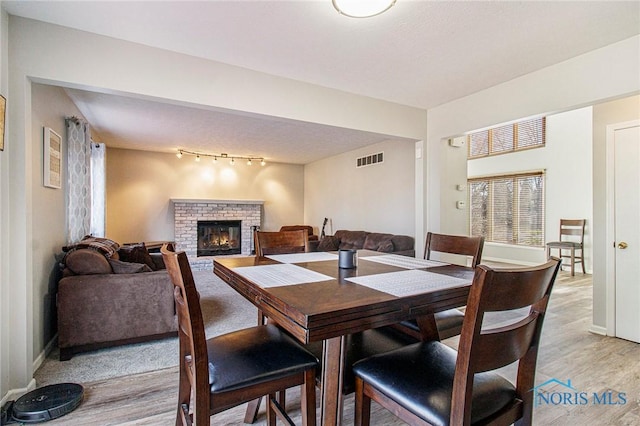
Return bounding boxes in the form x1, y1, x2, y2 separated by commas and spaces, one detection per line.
3, 383, 83, 424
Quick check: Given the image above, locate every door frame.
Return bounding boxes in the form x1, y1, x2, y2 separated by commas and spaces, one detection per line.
605, 119, 640, 336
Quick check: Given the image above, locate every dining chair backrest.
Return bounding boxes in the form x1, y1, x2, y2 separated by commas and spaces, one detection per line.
424, 232, 485, 268
451, 258, 561, 424
558, 219, 585, 244
161, 243, 210, 422
255, 230, 309, 256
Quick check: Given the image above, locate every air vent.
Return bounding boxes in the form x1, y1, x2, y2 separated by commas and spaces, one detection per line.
356, 152, 384, 168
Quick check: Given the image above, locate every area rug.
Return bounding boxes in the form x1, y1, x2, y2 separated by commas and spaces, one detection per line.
34, 270, 259, 386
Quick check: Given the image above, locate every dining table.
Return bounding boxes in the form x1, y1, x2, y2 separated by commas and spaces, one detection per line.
213, 249, 474, 425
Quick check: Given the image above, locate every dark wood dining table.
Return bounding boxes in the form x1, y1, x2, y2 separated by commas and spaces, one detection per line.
213, 249, 474, 425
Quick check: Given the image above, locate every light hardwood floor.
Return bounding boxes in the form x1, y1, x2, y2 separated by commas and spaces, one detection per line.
42, 271, 639, 425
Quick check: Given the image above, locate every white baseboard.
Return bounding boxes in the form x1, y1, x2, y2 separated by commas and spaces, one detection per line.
1, 378, 36, 408
33, 333, 57, 375
588, 325, 607, 336
1, 335, 58, 408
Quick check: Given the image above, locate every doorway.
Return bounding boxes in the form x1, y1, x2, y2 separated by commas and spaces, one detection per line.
606, 119, 640, 343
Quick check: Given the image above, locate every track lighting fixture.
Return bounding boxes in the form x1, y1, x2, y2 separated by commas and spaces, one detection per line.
175, 149, 265, 166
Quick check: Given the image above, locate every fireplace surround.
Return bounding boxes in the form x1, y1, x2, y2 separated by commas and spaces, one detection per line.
172, 199, 263, 271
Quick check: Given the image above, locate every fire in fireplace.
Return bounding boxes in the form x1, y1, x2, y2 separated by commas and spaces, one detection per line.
197, 220, 241, 256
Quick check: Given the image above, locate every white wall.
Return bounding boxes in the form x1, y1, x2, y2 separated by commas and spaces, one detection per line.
592, 95, 640, 332
106, 148, 305, 243
0, 7, 10, 405
466, 107, 593, 268
424, 36, 640, 331
304, 139, 416, 237
2, 12, 639, 403
30, 84, 83, 363
3, 15, 427, 399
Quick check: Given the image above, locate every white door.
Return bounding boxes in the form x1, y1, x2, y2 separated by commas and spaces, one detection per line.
614, 122, 640, 343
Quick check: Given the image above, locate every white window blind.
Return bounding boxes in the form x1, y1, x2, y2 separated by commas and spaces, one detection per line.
469, 171, 545, 247
468, 117, 546, 159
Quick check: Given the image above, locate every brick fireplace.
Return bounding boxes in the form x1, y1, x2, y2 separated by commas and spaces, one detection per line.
172, 199, 263, 271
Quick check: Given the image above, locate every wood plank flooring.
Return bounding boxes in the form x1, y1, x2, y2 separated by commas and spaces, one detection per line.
42, 272, 640, 425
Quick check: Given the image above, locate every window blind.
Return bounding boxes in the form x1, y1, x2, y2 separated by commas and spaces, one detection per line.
468, 117, 545, 158
469, 171, 545, 247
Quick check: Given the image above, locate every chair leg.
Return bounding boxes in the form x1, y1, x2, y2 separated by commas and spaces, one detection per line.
570, 247, 575, 276
300, 369, 317, 426
266, 393, 277, 426
244, 397, 262, 423
245, 309, 268, 423
354, 378, 371, 426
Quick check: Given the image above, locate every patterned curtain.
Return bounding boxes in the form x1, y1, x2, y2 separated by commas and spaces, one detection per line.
66, 117, 92, 244
90, 142, 106, 237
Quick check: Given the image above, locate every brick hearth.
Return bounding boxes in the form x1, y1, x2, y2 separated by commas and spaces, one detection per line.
172, 199, 263, 271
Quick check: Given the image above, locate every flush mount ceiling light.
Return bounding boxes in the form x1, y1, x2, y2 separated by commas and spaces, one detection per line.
332, 0, 396, 18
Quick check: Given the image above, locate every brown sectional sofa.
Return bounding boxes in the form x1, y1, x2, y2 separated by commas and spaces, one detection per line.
57, 238, 177, 360
316, 230, 414, 257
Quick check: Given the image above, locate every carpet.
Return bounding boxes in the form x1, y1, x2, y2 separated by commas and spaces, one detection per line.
34, 270, 259, 386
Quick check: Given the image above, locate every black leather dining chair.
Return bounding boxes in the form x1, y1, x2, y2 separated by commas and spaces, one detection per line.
161, 244, 318, 426
393, 232, 485, 341
353, 258, 561, 426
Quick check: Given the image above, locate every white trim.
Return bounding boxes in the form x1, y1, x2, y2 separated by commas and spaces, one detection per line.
484, 242, 545, 252
605, 119, 640, 337
32, 334, 57, 375
170, 198, 264, 205
482, 256, 539, 266
1, 379, 36, 408
588, 324, 608, 336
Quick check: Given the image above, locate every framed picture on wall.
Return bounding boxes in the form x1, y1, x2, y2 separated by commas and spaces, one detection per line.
44, 127, 62, 189
0, 95, 6, 151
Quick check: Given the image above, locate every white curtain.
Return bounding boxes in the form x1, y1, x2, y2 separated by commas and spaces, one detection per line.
90, 142, 106, 237
66, 118, 106, 242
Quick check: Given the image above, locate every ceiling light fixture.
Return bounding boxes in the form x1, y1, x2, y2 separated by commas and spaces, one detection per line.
332, 0, 396, 18
175, 149, 265, 166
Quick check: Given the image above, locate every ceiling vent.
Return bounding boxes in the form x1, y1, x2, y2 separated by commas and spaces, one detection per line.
356, 152, 384, 168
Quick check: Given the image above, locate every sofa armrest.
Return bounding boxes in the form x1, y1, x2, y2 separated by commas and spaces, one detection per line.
57, 271, 176, 350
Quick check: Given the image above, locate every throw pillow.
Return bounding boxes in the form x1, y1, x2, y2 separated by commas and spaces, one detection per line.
118, 243, 156, 271
109, 259, 152, 274
64, 249, 113, 275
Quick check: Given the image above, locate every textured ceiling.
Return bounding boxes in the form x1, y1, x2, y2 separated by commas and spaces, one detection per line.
5, 1, 640, 164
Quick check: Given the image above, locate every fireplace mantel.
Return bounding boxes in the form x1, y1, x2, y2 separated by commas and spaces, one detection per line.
171, 198, 264, 205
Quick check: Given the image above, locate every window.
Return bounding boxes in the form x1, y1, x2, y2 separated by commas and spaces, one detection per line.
469, 172, 544, 246
468, 117, 545, 158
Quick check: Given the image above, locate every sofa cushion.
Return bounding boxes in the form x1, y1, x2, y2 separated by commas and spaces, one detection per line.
109, 259, 153, 274
118, 243, 156, 271
391, 235, 415, 253
317, 236, 339, 251
334, 230, 369, 250
363, 233, 395, 252
65, 249, 113, 275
